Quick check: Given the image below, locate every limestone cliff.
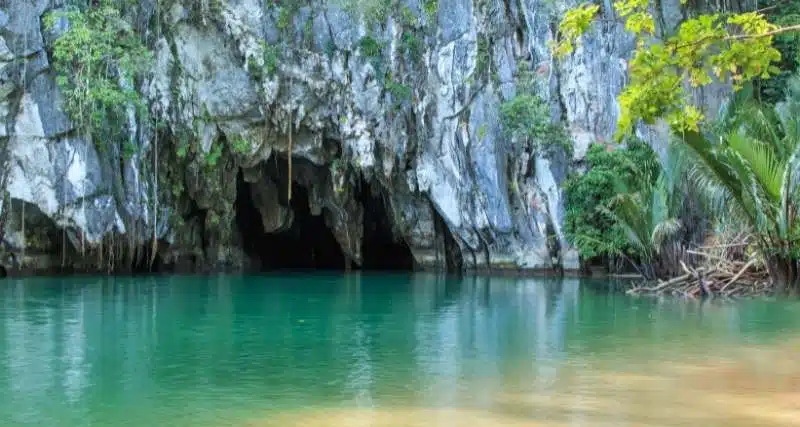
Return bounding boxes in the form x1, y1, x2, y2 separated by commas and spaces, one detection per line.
0, 0, 729, 275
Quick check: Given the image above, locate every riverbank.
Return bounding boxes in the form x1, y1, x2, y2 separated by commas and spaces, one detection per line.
0, 260, 588, 280
0, 255, 776, 298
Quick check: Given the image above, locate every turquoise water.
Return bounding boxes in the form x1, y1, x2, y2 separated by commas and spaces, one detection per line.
0, 273, 799, 426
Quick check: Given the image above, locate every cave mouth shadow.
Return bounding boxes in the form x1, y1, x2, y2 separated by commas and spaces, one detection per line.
234, 159, 416, 273
235, 169, 347, 272
357, 180, 415, 272
1, 198, 166, 276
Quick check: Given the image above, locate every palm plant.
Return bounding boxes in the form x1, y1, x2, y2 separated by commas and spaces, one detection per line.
678, 78, 800, 293
604, 155, 685, 280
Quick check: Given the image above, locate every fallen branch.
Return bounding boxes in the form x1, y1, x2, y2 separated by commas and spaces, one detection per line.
625, 233, 769, 297
625, 261, 767, 297
720, 258, 758, 294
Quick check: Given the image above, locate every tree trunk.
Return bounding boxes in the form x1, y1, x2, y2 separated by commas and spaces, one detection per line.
766, 255, 800, 294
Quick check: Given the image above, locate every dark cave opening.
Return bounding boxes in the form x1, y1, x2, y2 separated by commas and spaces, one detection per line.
234, 155, 417, 272
129, 242, 165, 275
235, 170, 348, 271
357, 182, 415, 271
0, 198, 166, 276
433, 204, 464, 273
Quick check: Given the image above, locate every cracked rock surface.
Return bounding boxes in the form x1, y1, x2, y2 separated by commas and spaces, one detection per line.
0, 0, 730, 274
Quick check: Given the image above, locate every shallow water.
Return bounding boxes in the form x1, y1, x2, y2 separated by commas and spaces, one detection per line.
0, 273, 798, 426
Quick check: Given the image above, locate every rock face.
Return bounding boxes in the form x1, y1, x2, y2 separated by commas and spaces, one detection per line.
0, 0, 730, 274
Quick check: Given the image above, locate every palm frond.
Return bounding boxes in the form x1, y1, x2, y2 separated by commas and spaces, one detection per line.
600, 199, 652, 260
570, 233, 620, 256
680, 131, 756, 228
736, 104, 783, 154
683, 85, 800, 265
778, 141, 800, 239
726, 131, 783, 203
652, 218, 682, 252
715, 82, 754, 128
776, 75, 800, 146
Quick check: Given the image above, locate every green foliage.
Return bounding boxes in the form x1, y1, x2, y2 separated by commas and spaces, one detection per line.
359, 35, 384, 58
262, 42, 280, 75
230, 135, 253, 153
401, 32, 422, 60
756, 0, 800, 103
477, 124, 488, 141
358, 36, 385, 72
563, 139, 659, 261
122, 141, 138, 160
613, 0, 654, 35
603, 157, 684, 278
181, 0, 224, 25
303, 15, 314, 47
500, 94, 549, 138
209, 211, 221, 226
337, 0, 392, 27
474, 37, 490, 82
176, 144, 188, 159
365, 0, 393, 26
554, 0, 792, 137
248, 41, 280, 81
174, 130, 191, 159
500, 90, 572, 156
424, 0, 438, 22
551, 4, 600, 58
324, 39, 338, 58
500, 65, 571, 154
44, 1, 152, 150
398, 4, 419, 27
277, 6, 294, 31
678, 81, 800, 290
386, 79, 412, 106
204, 143, 224, 167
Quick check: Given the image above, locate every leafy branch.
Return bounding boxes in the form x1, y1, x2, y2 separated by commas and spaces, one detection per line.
553, 1, 799, 137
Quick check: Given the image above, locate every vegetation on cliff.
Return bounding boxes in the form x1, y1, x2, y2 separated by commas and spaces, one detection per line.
563, 139, 659, 270
44, 1, 152, 153
555, 0, 798, 135
557, 0, 800, 293
500, 67, 573, 157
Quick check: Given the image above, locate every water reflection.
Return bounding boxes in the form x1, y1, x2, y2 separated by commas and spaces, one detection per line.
0, 274, 796, 426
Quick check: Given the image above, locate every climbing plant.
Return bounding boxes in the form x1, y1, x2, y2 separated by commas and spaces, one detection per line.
45, 0, 152, 150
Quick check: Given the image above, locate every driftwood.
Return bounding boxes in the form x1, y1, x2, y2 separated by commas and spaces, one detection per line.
626, 248, 769, 298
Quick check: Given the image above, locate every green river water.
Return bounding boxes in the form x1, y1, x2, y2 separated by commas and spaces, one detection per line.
0, 273, 798, 427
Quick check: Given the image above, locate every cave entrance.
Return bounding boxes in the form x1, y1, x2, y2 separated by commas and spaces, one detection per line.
357, 181, 415, 271
235, 170, 348, 271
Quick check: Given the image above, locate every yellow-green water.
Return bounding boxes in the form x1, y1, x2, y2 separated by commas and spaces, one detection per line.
0, 273, 798, 426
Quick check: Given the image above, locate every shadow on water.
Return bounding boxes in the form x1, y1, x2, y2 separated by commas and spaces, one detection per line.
0, 274, 798, 426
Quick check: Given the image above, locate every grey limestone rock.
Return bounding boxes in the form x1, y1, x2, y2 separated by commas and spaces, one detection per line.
0, 0, 733, 274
